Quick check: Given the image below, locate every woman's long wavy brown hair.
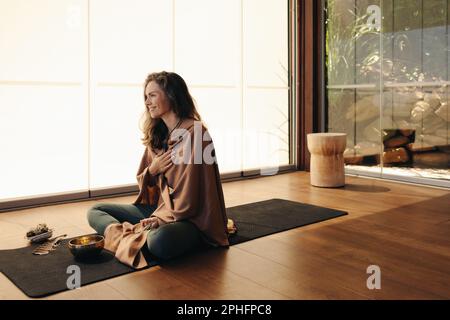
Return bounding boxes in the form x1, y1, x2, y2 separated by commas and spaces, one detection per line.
139, 71, 201, 151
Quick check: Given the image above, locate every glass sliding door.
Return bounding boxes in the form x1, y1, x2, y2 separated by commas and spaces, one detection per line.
326, 0, 383, 177
325, 0, 450, 186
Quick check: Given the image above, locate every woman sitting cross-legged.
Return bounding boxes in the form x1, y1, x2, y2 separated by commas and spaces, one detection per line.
87, 71, 230, 265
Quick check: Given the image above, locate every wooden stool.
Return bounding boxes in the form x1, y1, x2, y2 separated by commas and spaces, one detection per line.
307, 133, 347, 187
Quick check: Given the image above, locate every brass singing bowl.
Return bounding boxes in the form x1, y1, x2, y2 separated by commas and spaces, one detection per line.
68, 235, 104, 260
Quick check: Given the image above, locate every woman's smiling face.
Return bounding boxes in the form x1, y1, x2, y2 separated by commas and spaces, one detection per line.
145, 81, 172, 119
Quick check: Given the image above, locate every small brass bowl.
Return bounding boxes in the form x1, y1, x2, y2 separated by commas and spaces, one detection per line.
68, 235, 104, 260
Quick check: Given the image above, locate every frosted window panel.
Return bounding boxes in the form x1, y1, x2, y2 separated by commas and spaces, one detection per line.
243, 0, 288, 87
189, 87, 242, 174
0, 0, 87, 82
243, 88, 289, 171
175, 0, 240, 86
0, 86, 88, 200
90, 86, 146, 189
90, 0, 173, 84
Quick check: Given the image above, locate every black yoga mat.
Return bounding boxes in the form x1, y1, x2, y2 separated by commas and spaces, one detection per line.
226, 198, 347, 245
0, 198, 347, 298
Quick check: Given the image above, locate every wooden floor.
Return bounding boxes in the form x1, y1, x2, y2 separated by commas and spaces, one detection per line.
0, 171, 449, 300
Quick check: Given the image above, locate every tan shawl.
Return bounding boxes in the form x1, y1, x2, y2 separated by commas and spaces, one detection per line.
104, 222, 150, 269
133, 118, 230, 247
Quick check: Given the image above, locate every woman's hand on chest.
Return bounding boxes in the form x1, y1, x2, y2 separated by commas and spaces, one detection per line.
148, 149, 174, 176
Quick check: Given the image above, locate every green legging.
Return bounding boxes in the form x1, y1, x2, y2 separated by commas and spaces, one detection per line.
87, 202, 204, 260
